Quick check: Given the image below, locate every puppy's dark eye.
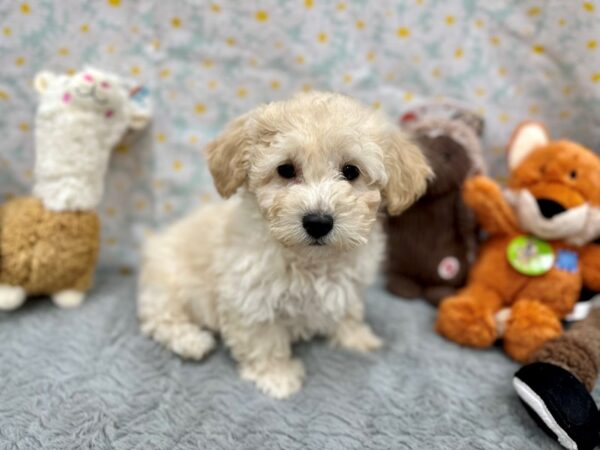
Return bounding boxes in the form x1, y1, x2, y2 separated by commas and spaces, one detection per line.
342, 164, 360, 181
569, 170, 577, 179
277, 163, 296, 179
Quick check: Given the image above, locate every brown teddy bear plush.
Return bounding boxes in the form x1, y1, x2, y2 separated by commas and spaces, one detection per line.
386, 106, 485, 305
436, 121, 600, 362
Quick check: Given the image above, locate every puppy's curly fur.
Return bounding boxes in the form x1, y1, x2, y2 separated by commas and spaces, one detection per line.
138, 92, 432, 398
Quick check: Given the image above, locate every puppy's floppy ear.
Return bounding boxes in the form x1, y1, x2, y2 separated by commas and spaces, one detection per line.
380, 127, 433, 215
205, 112, 253, 198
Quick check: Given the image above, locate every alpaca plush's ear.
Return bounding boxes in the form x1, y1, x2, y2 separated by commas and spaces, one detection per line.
34, 71, 58, 93
380, 127, 433, 215
126, 86, 152, 130
205, 113, 254, 198
508, 121, 549, 169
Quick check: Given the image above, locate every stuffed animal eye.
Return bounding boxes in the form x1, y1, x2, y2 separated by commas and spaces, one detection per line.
277, 163, 296, 179
569, 170, 577, 179
342, 164, 360, 181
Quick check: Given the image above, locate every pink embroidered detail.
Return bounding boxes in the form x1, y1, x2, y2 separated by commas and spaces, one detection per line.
83, 74, 94, 82
62, 92, 72, 103
105, 110, 114, 118
100, 81, 111, 89
438, 256, 460, 280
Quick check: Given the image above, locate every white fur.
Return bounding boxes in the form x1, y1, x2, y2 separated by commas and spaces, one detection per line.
508, 122, 549, 170
139, 193, 385, 398
0, 285, 27, 311
138, 92, 430, 398
506, 189, 590, 241
52, 290, 86, 309
568, 204, 600, 246
32, 67, 150, 211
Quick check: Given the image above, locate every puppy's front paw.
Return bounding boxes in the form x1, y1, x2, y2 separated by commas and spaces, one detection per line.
168, 326, 216, 360
240, 358, 305, 399
331, 322, 383, 353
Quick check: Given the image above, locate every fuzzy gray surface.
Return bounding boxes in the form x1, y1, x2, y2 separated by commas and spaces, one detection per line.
1, 272, 595, 450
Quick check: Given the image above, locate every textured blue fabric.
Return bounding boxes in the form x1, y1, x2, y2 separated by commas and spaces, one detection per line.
2, 273, 597, 449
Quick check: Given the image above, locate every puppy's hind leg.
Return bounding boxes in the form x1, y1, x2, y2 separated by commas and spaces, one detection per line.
138, 284, 216, 361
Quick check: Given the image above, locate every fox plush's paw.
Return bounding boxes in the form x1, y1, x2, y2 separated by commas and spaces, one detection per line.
436, 294, 498, 348
503, 300, 563, 363
463, 175, 503, 208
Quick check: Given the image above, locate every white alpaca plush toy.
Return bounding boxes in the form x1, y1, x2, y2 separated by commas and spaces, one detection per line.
0, 67, 151, 310
33, 67, 151, 210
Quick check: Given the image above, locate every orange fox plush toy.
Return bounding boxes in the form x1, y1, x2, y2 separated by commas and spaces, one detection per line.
436, 121, 600, 362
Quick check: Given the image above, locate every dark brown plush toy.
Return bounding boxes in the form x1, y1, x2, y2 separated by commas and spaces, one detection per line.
385, 105, 485, 306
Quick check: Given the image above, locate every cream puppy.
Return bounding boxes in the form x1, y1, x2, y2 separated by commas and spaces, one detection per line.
138, 92, 432, 398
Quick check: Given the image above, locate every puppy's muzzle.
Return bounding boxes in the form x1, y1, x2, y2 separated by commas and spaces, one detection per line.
302, 213, 334, 239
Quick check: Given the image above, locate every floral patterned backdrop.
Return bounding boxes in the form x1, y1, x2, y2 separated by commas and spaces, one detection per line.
1, 0, 600, 267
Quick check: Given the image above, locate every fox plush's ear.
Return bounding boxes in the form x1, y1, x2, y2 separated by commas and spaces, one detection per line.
204, 112, 254, 198
380, 126, 434, 215
508, 121, 550, 169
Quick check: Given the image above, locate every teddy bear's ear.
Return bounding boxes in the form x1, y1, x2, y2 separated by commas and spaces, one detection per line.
508, 121, 550, 169
33, 71, 58, 93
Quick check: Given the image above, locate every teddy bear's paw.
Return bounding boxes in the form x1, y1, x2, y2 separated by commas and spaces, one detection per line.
436, 296, 497, 347
52, 290, 85, 309
0, 285, 27, 311
240, 358, 305, 399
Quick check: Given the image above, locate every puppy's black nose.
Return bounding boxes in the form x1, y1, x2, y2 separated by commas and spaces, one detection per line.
302, 213, 334, 239
536, 198, 567, 219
